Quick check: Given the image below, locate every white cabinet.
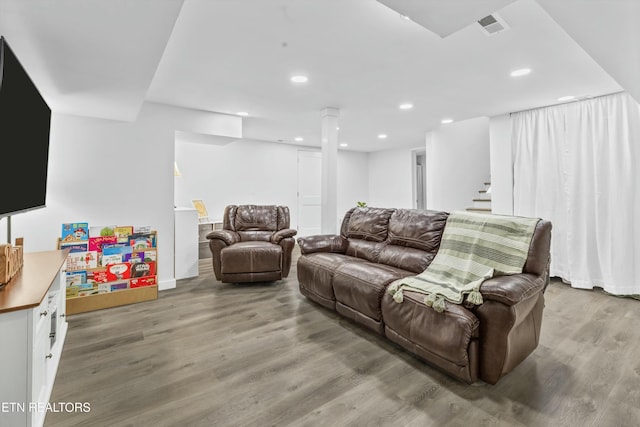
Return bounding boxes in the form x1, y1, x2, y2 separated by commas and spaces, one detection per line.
198, 221, 222, 259
174, 207, 199, 279
0, 251, 68, 427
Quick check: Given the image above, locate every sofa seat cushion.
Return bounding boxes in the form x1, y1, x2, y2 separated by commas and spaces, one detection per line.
220, 241, 281, 274
381, 289, 479, 366
333, 262, 414, 321
297, 253, 367, 301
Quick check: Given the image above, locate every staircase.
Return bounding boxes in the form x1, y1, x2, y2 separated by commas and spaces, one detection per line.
466, 182, 492, 213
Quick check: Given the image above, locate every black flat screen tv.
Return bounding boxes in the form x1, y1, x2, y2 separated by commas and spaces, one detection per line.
0, 36, 52, 218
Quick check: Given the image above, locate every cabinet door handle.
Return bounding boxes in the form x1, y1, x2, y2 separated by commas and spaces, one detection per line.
50, 333, 56, 338
45, 353, 53, 359
60, 314, 66, 318
40, 310, 48, 317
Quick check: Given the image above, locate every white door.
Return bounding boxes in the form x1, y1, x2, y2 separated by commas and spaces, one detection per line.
297, 150, 322, 237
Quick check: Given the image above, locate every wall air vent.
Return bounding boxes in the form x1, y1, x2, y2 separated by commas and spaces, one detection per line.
477, 13, 509, 35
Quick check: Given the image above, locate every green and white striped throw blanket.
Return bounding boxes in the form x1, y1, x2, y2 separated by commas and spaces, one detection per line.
388, 211, 539, 313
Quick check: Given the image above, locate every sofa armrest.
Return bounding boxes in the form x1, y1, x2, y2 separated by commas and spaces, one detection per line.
480, 273, 546, 306
475, 274, 547, 384
206, 230, 240, 246
271, 228, 297, 244
280, 237, 296, 278
297, 234, 348, 255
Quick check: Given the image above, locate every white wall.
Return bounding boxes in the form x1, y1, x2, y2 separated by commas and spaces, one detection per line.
174, 139, 298, 224
425, 116, 491, 212
174, 139, 369, 232
367, 148, 414, 209
337, 150, 369, 223
489, 114, 513, 215
2, 102, 241, 290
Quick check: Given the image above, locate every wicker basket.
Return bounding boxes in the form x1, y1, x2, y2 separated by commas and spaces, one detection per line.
0, 243, 24, 285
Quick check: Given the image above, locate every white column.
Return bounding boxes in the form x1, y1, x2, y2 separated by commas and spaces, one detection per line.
425, 131, 435, 209
321, 107, 339, 234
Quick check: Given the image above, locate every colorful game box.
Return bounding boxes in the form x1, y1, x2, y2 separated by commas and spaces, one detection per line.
129, 276, 157, 288
61, 222, 89, 242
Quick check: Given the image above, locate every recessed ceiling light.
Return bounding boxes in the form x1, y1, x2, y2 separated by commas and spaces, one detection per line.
378, 134, 387, 139
294, 137, 304, 142
399, 103, 413, 110
237, 111, 249, 116
340, 143, 348, 147
290, 75, 308, 83
441, 118, 453, 124
510, 68, 531, 77
336, 126, 340, 131
400, 14, 411, 21
557, 95, 575, 102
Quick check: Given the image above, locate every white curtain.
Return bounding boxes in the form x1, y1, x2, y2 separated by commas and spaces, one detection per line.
513, 92, 640, 295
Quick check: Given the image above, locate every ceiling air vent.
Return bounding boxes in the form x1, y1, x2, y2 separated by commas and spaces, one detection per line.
477, 13, 509, 36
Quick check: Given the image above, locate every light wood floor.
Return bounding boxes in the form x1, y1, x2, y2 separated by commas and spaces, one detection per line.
46, 250, 640, 427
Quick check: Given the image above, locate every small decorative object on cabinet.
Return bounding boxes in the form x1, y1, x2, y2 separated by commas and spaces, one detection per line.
57, 222, 158, 315
191, 199, 210, 222
0, 237, 24, 286
0, 250, 68, 427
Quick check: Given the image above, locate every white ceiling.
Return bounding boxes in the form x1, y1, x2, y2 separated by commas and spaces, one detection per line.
376, 0, 519, 37
0, 0, 636, 152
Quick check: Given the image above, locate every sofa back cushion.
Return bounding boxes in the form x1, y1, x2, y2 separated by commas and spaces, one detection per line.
224, 205, 285, 232
339, 207, 394, 263
340, 208, 356, 239
222, 204, 292, 241
235, 205, 278, 231
387, 209, 449, 251
276, 206, 291, 229
378, 209, 449, 273
345, 207, 395, 242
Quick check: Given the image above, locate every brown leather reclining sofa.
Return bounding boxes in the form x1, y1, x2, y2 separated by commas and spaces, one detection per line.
297, 207, 551, 384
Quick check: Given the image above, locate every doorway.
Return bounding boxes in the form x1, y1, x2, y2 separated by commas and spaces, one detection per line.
413, 150, 426, 210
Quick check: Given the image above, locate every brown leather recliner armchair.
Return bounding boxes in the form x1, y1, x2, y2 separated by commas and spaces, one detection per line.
206, 205, 297, 283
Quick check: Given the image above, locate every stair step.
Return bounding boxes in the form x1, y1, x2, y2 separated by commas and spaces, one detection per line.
466, 207, 492, 213
473, 200, 492, 209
